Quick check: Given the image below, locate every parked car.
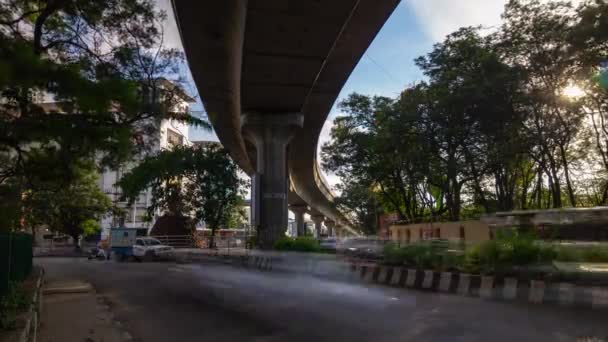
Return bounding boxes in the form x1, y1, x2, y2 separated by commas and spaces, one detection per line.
133, 237, 174, 261
338, 238, 386, 260
319, 238, 338, 251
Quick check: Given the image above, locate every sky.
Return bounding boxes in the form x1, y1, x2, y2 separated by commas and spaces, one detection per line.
157, 0, 512, 187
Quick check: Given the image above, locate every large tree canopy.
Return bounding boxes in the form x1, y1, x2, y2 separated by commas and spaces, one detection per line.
0, 0, 209, 232
323, 0, 608, 231
118, 145, 247, 246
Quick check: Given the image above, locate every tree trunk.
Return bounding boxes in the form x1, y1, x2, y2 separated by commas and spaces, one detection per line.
559, 144, 576, 207
209, 227, 216, 249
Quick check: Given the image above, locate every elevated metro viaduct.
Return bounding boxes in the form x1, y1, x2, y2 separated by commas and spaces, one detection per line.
172, 0, 399, 248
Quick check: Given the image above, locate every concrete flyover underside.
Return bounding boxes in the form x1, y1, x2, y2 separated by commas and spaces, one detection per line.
173, 0, 399, 244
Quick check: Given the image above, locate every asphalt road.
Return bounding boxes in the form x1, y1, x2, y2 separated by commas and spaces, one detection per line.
37, 257, 608, 342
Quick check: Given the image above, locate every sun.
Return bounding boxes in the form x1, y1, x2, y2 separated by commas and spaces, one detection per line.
562, 83, 586, 99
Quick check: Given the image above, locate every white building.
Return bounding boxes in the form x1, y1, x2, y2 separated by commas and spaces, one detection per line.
98, 79, 195, 240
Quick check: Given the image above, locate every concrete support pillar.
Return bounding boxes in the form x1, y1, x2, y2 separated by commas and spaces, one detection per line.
325, 220, 335, 237
242, 113, 303, 249
290, 205, 308, 237
335, 225, 343, 238
311, 215, 324, 239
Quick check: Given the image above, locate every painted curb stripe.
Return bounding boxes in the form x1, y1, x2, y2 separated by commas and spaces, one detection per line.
457, 274, 471, 296
422, 270, 434, 289
503, 277, 517, 300
480, 276, 494, 299
405, 269, 417, 288
439, 272, 452, 292
377, 267, 389, 284
591, 287, 608, 309
390, 268, 404, 286
364, 266, 377, 282
529, 280, 545, 304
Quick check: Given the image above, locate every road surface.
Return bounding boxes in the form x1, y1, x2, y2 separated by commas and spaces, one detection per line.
37, 257, 608, 342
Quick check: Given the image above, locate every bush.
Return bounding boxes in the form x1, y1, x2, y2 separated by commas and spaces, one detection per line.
581, 246, 608, 263
554, 246, 581, 262
382, 241, 455, 270
462, 232, 549, 275
0, 282, 29, 330
273, 237, 320, 253
383, 242, 404, 265
273, 237, 294, 251
554, 245, 608, 263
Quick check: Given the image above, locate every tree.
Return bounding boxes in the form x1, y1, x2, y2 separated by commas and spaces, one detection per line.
187, 144, 246, 247
23, 161, 113, 246
334, 179, 379, 236
498, 0, 588, 208
324, 0, 608, 224
0, 0, 208, 231
119, 145, 247, 248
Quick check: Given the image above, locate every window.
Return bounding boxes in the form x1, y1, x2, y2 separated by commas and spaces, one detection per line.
167, 128, 184, 147
145, 239, 162, 246
135, 239, 144, 246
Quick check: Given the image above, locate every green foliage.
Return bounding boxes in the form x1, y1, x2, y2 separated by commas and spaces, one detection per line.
0, 282, 29, 330
322, 0, 608, 222
554, 246, 582, 262
383, 240, 458, 270
22, 162, 112, 242
273, 237, 321, 253
581, 246, 608, 263
0, 0, 207, 232
81, 219, 101, 237
119, 145, 247, 241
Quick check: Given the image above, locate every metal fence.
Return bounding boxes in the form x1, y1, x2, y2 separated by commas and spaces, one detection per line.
0, 233, 33, 296
150, 235, 195, 248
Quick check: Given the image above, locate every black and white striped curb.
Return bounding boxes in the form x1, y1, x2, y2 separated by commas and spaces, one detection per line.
176, 251, 608, 311
349, 264, 608, 310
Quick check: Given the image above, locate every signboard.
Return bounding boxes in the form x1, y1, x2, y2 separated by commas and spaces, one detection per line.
110, 228, 137, 248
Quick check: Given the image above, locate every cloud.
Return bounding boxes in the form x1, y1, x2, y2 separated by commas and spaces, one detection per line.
408, 0, 506, 42
155, 0, 183, 50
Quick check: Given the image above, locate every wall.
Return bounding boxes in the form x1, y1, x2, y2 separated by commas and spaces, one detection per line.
389, 220, 491, 244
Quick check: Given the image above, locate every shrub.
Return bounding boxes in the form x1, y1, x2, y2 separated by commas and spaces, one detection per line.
538, 244, 557, 263
554, 246, 581, 262
383, 242, 404, 265
273, 237, 320, 252
581, 246, 608, 263
463, 244, 482, 274
554, 245, 608, 263
273, 237, 294, 251
0, 282, 29, 330
291, 237, 321, 252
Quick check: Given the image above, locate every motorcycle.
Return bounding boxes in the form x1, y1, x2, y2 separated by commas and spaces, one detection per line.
87, 247, 107, 260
